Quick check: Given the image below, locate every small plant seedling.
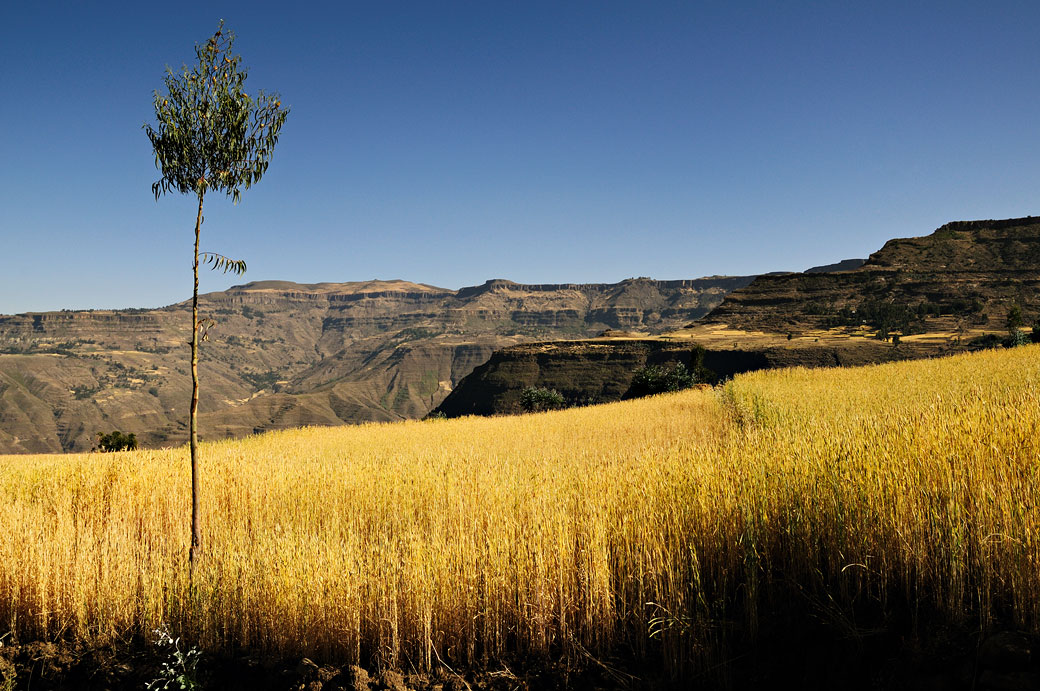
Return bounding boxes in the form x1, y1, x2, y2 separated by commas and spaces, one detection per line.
147, 626, 203, 690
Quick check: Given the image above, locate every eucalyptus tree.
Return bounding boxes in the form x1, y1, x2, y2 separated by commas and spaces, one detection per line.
145, 21, 289, 570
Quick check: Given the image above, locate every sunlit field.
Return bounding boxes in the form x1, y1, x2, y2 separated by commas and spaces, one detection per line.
1, 345, 1038, 675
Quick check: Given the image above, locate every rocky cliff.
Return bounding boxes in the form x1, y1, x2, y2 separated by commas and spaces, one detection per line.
434, 216, 1040, 419
433, 338, 906, 418
704, 217, 1040, 334
0, 275, 754, 453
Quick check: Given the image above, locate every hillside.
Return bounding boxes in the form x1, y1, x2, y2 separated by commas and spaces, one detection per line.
434, 336, 907, 417
435, 216, 1040, 417
0, 275, 753, 453
703, 216, 1040, 335
7, 216, 1036, 452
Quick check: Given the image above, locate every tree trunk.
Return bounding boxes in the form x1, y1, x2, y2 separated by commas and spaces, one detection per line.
189, 192, 204, 575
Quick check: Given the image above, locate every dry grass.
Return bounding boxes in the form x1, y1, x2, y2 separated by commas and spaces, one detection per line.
1, 345, 1038, 672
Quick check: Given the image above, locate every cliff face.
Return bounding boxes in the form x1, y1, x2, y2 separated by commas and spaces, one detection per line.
0, 275, 753, 453
704, 217, 1040, 333
433, 338, 906, 418
433, 216, 1040, 419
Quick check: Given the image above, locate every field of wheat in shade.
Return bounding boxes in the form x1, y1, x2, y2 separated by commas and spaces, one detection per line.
1, 345, 1038, 673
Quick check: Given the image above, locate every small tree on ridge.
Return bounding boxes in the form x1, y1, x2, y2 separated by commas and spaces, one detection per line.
145, 20, 289, 571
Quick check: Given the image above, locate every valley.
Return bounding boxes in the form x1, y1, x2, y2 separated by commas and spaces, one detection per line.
5, 215, 1039, 453
0, 276, 751, 453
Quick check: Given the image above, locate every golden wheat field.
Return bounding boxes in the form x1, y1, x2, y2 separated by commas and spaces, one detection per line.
1, 345, 1038, 673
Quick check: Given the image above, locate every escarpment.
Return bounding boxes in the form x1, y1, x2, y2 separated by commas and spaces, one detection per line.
704, 216, 1040, 333
0, 275, 753, 453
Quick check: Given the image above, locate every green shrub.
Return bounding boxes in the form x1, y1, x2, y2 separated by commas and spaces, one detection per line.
520, 387, 566, 413
626, 346, 717, 400
1007, 304, 1024, 332
968, 334, 1002, 350
628, 362, 695, 398
95, 430, 138, 452
689, 344, 716, 384
1004, 329, 1030, 349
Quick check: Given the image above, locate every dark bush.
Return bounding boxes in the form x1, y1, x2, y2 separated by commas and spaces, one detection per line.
95, 430, 138, 452
1007, 304, 1024, 332
1004, 329, 1030, 349
967, 334, 1002, 350
520, 387, 566, 413
689, 344, 717, 385
628, 362, 695, 398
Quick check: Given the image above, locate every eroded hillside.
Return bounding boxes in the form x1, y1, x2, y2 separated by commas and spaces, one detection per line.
435, 217, 1040, 418
703, 216, 1040, 335
0, 275, 753, 452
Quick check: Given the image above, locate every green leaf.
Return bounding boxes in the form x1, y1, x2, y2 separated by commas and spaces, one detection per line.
200, 252, 247, 275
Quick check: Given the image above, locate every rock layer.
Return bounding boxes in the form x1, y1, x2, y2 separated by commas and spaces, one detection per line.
435, 216, 1040, 418
705, 217, 1040, 333
433, 338, 905, 417
0, 275, 753, 453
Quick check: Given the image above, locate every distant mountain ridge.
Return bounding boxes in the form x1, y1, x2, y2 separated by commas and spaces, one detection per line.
804, 258, 866, 273
0, 274, 754, 453
432, 216, 1040, 419
8, 215, 1033, 453
704, 216, 1040, 332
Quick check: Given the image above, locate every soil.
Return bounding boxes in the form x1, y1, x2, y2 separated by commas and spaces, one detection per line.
1, 626, 1037, 690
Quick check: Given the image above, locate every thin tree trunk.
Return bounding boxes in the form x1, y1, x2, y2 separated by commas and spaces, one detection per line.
189, 192, 204, 576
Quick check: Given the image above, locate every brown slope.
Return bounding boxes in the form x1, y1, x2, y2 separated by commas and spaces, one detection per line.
702, 216, 1040, 335
433, 336, 908, 418
0, 275, 754, 453
434, 216, 1040, 420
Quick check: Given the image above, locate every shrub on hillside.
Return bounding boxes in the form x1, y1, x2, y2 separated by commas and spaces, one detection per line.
626, 346, 716, 399
1003, 329, 1030, 349
520, 387, 566, 413
94, 430, 138, 453
967, 334, 1002, 350
627, 362, 695, 398
689, 344, 716, 385
1007, 304, 1024, 332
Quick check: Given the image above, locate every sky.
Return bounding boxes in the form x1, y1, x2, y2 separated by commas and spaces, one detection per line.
3, 1, 1040, 313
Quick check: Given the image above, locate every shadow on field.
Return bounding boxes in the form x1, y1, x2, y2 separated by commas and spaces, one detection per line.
0, 617, 1037, 691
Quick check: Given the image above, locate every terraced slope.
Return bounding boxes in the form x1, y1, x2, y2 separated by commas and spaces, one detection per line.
704, 216, 1040, 334
436, 217, 1040, 417
0, 275, 753, 452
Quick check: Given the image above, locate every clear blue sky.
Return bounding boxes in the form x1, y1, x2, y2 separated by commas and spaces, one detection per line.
3, 1, 1040, 313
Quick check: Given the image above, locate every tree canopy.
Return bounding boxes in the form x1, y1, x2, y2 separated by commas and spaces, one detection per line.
145, 20, 289, 204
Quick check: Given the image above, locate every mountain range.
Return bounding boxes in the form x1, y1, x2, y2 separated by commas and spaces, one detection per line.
5, 215, 1038, 455
702, 216, 1040, 333
0, 275, 752, 453
433, 216, 1040, 417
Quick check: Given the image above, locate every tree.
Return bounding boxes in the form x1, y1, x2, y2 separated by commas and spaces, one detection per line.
145, 21, 289, 571
94, 430, 138, 452
627, 362, 695, 398
626, 349, 716, 400
688, 344, 716, 384
1007, 304, 1024, 332
1004, 304, 1026, 348
520, 387, 566, 413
